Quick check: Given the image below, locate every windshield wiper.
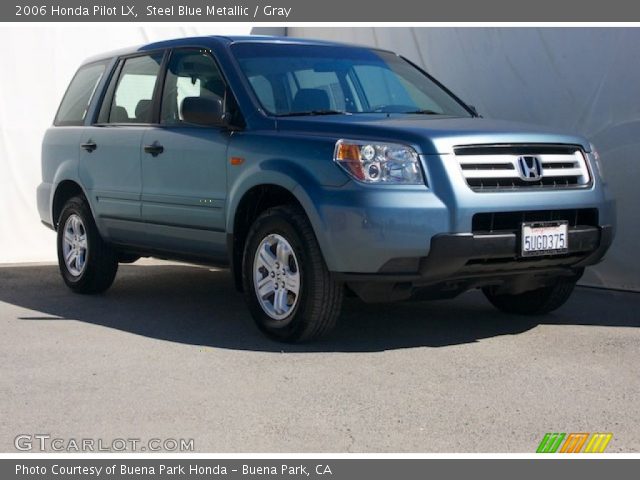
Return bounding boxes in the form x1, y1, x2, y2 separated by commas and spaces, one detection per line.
404, 109, 442, 115
276, 110, 349, 117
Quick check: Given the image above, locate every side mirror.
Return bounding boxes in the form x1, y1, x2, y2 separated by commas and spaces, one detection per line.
181, 96, 225, 126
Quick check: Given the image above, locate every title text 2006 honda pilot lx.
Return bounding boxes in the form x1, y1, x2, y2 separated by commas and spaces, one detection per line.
38, 36, 615, 341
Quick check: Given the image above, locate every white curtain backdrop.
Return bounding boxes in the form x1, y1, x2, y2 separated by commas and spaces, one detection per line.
0, 25, 258, 264
287, 27, 640, 291
1, 26, 638, 291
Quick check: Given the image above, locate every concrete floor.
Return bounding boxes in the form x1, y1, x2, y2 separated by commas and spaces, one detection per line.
0, 261, 638, 453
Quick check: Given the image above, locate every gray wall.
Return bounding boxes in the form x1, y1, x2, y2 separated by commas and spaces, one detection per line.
283, 27, 640, 291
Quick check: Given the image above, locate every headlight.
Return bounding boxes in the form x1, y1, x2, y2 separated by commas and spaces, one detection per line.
589, 143, 605, 181
334, 139, 425, 185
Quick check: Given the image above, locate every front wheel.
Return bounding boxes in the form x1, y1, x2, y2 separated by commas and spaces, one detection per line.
483, 277, 578, 315
57, 196, 118, 294
242, 205, 343, 342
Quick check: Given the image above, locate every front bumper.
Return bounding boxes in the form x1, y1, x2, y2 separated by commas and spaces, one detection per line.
307, 167, 615, 274
418, 224, 611, 283
334, 225, 613, 302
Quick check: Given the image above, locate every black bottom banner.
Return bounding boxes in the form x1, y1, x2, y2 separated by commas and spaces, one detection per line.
3, 459, 637, 479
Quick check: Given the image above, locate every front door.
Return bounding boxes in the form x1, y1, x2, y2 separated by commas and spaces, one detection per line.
140, 49, 230, 258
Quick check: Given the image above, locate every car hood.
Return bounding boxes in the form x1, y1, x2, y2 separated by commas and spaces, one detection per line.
274, 114, 591, 154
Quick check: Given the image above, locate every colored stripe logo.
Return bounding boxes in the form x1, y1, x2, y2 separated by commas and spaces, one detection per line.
537, 433, 612, 453
584, 433, 613, 453
536, 433, 565, 453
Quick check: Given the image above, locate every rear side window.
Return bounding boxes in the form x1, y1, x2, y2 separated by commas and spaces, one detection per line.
105, 53, 163, 124
54, 62, 106, 126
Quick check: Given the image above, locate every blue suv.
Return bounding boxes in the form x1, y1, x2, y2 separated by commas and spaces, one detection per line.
37, 36, 615, 341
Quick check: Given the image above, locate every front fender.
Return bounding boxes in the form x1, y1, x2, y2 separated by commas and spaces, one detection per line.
226, 158, 341, 271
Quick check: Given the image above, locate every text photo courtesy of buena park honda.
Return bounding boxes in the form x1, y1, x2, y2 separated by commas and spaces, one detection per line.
0, 24, 639, 458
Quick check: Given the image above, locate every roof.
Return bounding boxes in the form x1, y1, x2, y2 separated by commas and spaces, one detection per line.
81, 35, 390, 65
219, 35, 353, 45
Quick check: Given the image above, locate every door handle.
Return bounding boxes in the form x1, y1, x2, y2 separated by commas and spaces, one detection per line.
144, 142, 164, 157
81, 141, 97, 153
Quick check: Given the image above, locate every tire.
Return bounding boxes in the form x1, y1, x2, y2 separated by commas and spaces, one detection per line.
56, 196, 118, 294
483, 277, 577, 315
242, 205, 343, 342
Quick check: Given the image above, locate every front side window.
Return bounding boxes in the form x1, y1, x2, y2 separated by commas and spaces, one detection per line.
55, 62, 106, 126
107, 53, 163, 124
232, 43, 471, 117
161, 49, 226, 125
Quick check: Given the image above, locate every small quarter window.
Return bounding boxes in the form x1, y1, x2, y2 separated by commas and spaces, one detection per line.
55, 62, 106, 126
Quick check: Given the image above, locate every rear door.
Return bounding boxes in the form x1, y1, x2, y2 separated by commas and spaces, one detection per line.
79, 52, 164, 243
139, 48, 230, 258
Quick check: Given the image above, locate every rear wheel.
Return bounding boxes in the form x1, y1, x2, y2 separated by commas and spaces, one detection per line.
242, 205, 343, 342
57, 196, 118, 294
483, 277, 577, 315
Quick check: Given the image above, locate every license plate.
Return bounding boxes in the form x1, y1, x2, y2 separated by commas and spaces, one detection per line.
521, 221, 569, 257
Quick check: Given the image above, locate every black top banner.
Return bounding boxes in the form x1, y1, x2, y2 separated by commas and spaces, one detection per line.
6, 0, 640, 22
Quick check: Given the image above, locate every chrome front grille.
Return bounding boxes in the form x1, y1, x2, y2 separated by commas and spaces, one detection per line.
454, 144, 591, 191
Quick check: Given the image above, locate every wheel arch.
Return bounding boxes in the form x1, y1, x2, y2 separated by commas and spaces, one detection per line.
227, 168, 332, 292
51, 179, 90, 230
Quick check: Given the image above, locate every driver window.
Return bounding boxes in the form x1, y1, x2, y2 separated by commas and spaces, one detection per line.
161, 50, 226, 125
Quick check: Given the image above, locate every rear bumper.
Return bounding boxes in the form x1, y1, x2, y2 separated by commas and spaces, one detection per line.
334, 225, 613, 302
36, 182, 53, 228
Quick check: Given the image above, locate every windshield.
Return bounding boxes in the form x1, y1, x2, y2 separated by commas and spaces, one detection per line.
231, 43, 472, 117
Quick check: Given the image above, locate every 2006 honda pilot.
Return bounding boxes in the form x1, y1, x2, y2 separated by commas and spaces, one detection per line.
38, 36, 615, 341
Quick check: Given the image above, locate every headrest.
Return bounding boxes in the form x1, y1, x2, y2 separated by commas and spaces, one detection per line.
292, 88, 330, 112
